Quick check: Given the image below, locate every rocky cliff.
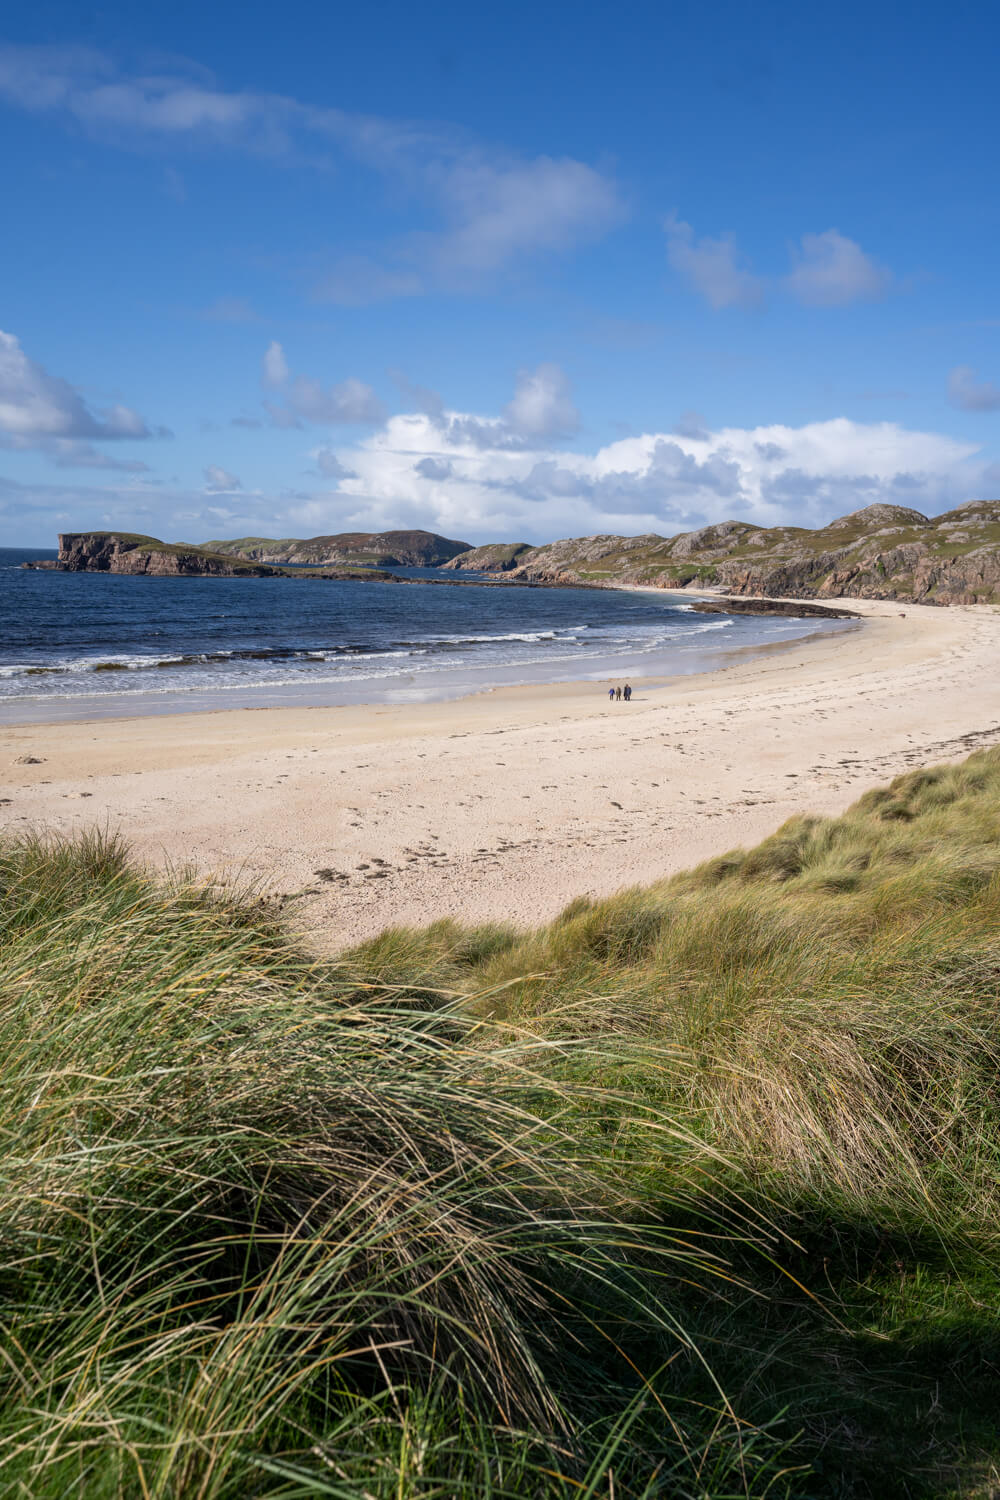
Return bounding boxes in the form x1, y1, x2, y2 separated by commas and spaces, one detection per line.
204, 528, 471, 567
38, 534, 397, 580
55, 534, 276, 576
503, 501, 1000, 605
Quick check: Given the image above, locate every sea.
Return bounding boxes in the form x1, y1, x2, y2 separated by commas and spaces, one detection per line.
0, 547, 853, 723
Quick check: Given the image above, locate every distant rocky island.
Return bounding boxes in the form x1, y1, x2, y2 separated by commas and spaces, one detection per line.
450, 501, 1000, 606
25, 530, 467, 579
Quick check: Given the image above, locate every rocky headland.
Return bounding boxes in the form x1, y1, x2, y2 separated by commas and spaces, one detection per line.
488, 500, 1000, 605
25, 533, 399, 580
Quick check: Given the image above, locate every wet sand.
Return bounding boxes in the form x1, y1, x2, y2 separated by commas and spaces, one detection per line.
3, 599, 1000, 951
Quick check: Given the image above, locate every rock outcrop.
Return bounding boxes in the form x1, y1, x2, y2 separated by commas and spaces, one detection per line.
690, 598, 858, 619
55, 534, 275, 576
204, 529, 472, 567
30, 534, 398, 581
440, 542, 534, 571
503, 501, 1000, 605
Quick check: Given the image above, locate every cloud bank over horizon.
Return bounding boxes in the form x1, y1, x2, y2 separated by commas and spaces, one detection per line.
4, 359, 994, 549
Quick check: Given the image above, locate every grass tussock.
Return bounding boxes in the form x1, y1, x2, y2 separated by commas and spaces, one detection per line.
0, 831, 780, 1497
7, 749, 1000, 1494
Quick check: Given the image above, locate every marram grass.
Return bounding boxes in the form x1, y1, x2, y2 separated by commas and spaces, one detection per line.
6, 749, 1000, 1494
0, 830, 783, 1497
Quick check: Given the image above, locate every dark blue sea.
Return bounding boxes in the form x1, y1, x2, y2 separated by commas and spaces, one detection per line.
0, 547, 849, 722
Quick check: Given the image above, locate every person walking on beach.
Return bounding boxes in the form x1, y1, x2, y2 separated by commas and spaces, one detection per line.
623, 683, 632, 702
615, 686, 622, 701
608, 686, 616, 702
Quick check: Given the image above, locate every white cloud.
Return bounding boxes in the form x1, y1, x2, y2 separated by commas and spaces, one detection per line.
285, 375, 385, 426
5, 407, 989, 551
949, 364, 1000, 413
665, 217, 896, 312
204, 464, 242, 492
503, 363, 579, 439
430, 156, 624, 276
258, 344, 386, 427
290, 392, 984, 545
0, 45, 624, 301
664, 214, 764, 309
262, 340, 289, 387
0, 329, 164, 460
786, 229, 891, 306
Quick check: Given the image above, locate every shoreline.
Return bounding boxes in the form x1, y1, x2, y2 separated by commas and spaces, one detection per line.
0, 591, 847, 727
3, 598, 999, 951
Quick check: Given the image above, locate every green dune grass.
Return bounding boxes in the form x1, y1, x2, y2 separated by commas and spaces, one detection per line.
5, 748, 1000, 1494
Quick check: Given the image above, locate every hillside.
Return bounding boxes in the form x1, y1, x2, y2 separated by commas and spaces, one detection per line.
505, 500, 1000, 604
204, 528, 471, 567
440, 541, 535, 571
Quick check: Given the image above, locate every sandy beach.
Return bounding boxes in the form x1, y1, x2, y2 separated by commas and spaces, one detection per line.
3, 597, 999, 951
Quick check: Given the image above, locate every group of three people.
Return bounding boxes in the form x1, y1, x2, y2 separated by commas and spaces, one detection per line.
608, 683, 632, 702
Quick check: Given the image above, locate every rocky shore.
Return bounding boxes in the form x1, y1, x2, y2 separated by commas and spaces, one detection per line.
24, 533, 400, 581
474, 501, 1000, 605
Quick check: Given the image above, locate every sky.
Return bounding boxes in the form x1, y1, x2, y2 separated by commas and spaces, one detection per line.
2, 0, 999, 548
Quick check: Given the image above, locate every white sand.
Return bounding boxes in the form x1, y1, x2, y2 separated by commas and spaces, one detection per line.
3, 599, 999, 950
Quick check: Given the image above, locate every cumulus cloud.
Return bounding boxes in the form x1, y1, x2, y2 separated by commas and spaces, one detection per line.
786, 229, 891, 306
665, 216, 896, 312
503, 363, 579, 439
949, 364, 1000, 412
285, 375, 385, 425
413, 363, 579, 453
0, 329, 160, 449
0, 44, 624, 301
203, 464, 242, 492
6, 407, 990, 551
305, 406, 983, 544
258, 343, 386, 427
664, 214, 764, 309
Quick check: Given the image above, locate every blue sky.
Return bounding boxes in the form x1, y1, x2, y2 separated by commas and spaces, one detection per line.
2, 0, 999, 547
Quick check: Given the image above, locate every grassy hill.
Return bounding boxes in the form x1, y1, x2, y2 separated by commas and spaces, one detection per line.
6, 750, 1000, 1493
507, 500, 1000, 603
